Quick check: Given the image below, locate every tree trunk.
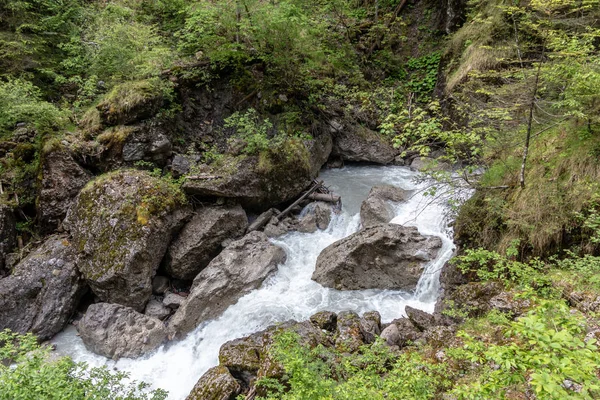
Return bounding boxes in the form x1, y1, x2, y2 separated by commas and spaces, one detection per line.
519, 57, 543, 189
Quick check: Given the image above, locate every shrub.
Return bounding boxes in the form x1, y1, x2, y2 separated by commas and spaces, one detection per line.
0, 329, 167, 400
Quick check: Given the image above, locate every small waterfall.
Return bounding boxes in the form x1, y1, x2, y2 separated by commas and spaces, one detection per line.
52, 165, 456, 400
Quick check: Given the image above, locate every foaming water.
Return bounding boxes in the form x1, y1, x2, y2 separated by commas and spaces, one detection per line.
52, 165, 455, 400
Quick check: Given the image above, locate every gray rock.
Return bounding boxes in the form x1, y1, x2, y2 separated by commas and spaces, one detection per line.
380, 323, 400, 346
435, 281, 504, 320
405, 306, 437, 331
145, 299, 171, 320
122, 127, 172, 164
422, 326, 456, 348
182, 135, 331, 210
163, 292, 185, 309
218, 320, 331, 385
298, 202, 332, 233
312, 224, 442, 291
331, 125, 398, 164
263, 222, 288, 238
247, 209, 278, 233
165, 205, 248, 280
65, 170, 191, 310
360, 311, 381, 344
38, 149, 90, 233
171, 154, 191, 177
381, 318, 422, 347
0, 205, 16, 271
335, 311, 364, 352
78, 303, 167, 359
152, 276, 170, 295
0, 236, 86, 340
410, 156, 451, 172
360, 185, 411, 228
169, 232, 286, 336
310, 311, 337, 332
186, 366, 241, 400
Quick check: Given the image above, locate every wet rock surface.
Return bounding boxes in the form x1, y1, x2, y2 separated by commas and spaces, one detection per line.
297, 202, 332, 233
312, 224, 442, 291
78, 302, 167, 359
0, 236, 86, 340
169, 232, 286, 336
360, 185, 411, 228
165, 204, 248, 280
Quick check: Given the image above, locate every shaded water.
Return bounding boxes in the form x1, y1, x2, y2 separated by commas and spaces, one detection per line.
53, 165, 455, 400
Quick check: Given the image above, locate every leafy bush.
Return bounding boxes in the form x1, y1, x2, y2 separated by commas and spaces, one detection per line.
225, 108, 273, 155
0, 79, 66, 136
449, 301, 600, 399
0, 329, 167, 400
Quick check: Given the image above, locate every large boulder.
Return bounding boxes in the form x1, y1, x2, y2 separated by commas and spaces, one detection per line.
165, 205, 248, 280
78, 302, 168, 359
65, 170, 190, 310
0, 236, 85, 340
169, 232, 286, 336
96, 80, 164, 126
331, 125, 398, 164
360, 185, 411, 228
182, 135, 331, 210
0, 205, 16, 272
312, 224, 442, 291
186, 366, 241, 400
38, 149, 90, 233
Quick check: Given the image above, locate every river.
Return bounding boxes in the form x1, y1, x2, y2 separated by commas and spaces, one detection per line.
52, 164, 455, 400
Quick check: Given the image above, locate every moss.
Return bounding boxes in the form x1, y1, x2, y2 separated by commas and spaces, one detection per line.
71, 169, 187, 278
96, 79, 166, 126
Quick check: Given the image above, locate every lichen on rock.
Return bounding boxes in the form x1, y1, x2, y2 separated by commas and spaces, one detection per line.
65, 169, 190, 310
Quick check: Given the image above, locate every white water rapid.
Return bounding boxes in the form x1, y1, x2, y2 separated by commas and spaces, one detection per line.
52, 165, 455, 399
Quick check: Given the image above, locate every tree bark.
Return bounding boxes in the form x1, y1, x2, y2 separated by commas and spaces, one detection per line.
519, 57, 543, 189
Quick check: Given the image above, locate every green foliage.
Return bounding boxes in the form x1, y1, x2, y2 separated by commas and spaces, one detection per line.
0, 79, 66, 136
452, 245, 552, 290
257, 332, 451, 400
257, 297, 600, 400
0, 329, 167, 400
450, 301, 600, 399
225, 108, 273, 155
405, 52, 441, 100
381, 100, 481, 164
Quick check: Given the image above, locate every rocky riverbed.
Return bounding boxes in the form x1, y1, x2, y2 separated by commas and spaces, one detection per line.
50, 165, 455, 399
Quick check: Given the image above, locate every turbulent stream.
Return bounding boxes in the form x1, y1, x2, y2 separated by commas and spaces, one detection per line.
52, 165, 456, 400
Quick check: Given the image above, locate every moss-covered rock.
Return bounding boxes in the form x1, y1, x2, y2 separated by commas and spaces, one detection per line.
65, 169, 190, 310
182, 134, 331, 210
186, 366, 241, 400
96, 80, 165, 126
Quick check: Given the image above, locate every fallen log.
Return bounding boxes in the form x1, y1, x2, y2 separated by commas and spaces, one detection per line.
275, 181, 324, 222
307, 193, 341, 203
186, 175, 222, 180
